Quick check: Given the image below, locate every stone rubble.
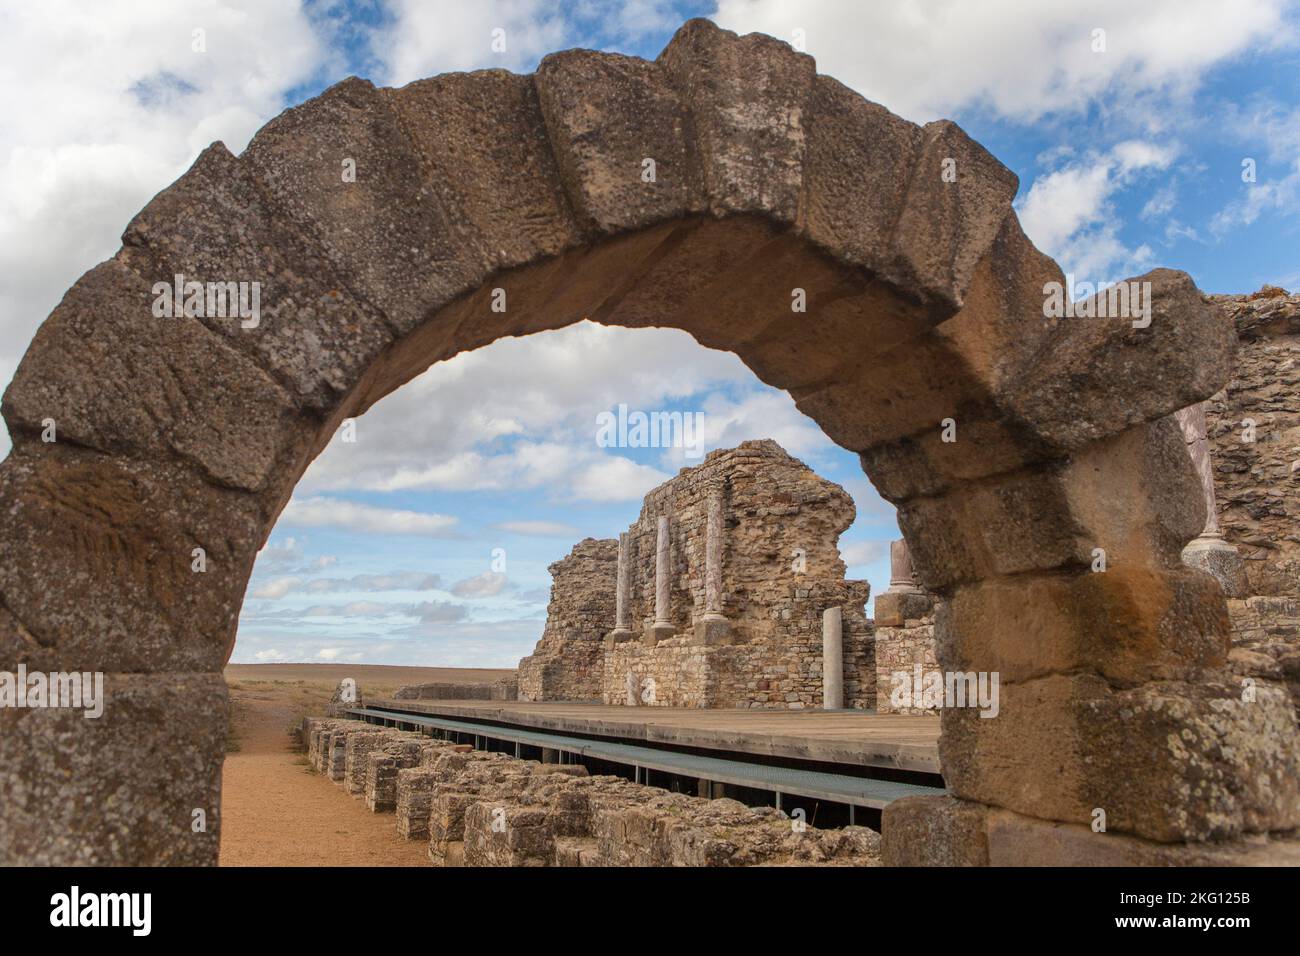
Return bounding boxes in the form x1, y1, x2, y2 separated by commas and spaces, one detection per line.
299, 715, 882, 867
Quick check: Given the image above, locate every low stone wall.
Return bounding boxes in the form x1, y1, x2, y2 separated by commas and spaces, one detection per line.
392, 680, 518, 701
602, 625, 873, 709
299, 715, 882, 867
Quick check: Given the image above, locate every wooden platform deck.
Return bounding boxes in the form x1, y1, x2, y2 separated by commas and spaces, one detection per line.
368, 698, 942, 775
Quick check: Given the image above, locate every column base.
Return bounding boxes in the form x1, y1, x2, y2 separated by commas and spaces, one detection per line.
1182, 535, 1249, 597
643, 622, 675, 646
875, 589, 935, 627
693, 615, 732, 645
603, 627, 635, 647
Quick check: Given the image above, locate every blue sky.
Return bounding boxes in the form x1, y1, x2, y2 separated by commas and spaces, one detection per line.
1, 1, 1297, 666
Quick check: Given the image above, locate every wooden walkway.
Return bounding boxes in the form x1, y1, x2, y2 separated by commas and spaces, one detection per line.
368, 698, 941, 774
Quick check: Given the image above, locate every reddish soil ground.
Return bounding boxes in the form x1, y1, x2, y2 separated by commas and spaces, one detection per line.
218, 665, 511, 866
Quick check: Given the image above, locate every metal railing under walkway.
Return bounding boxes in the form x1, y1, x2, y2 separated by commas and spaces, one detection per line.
348, 705, 944, 820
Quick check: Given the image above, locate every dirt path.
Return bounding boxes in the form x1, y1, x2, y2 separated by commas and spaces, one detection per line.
219, 688, 431, 867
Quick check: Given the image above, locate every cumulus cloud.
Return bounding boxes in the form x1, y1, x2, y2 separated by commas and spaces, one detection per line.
280, 497, 458, 537
713, 0, 1291, 125
373, 0, 569, 85
1016, 140, 1175, 280
296, 322, 754, 501
840, 539, 890, 567
450, 571, 510, 598
0, 1, 334, 460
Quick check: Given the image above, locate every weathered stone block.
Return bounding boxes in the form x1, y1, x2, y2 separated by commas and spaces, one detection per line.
657, 19, 814, 225
874, 590, 935, 628
935, 566, 1231, 684
536, 50, 701, 234
242, 77, 491, 337
941, 674, 1300, 842
0, 672, 226, 865
882, 795, 991, 867
0, 448, 264, 674
463, 802, 555, 867
898, 417, 1204, 590
2, 259, 298, 492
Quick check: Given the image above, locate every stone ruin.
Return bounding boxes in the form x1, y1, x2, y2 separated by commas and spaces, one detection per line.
869, 287, 1300, 720
3, 16, 1298, 866
517, 440, 873, 709
302, 715, 880, 867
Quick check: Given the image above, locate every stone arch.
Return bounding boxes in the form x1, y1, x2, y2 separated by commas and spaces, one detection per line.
1, 19, 1296, 865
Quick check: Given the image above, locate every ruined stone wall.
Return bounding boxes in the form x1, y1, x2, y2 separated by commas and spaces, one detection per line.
517, 538, 617, 701
517, 440, 872, 709
1208, 289, 1300, 600
604, 440, 873, 709
873, 593, 939, 715
1207, 289, 1300, 708
392, 680, 518, 701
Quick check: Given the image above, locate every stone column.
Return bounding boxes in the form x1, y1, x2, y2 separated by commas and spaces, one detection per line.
876, 538, 933, 627
646, 515, 675, 645
1174, 401, 1248, 596
605, 532, 635, 644
822, 606, 843, 710
695, 487, 731, 644
886, 539, 922, 594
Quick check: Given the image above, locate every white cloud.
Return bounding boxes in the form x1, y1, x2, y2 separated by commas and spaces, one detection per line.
297, 322, 749, 501
253, 648, 286, 662
569, 455, 672, 503
251, 577, 299, 600
373, 0, 569, 85
1209, 103, 1300, 237
0, 1, 332, 455
413, 600, 471, 623
1016, 140, 1175, 280
451, 571, 509, 598
494, 520, 580, 537
841, 540, 890, 566
280, 496, 459, 537
248, 571, 446, 600
713, 0, 1291, 125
